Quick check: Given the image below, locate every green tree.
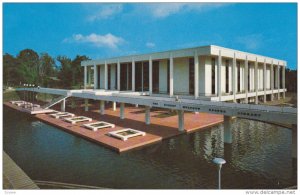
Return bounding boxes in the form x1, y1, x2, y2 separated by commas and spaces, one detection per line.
57, 55, 72, 88
16, 49, 39, 85
71, 55, 90, 88
3, 53, 18, 86
285, 68, 297, 92
39, 53, 56, 86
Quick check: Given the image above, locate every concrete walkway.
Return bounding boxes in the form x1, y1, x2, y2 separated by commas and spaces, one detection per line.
3, 151, 39, 189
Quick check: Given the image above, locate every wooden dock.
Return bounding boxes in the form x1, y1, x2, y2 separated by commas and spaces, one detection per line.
3, 152, 39, 189
4, 102, 224, 153
5, 102, 55, 115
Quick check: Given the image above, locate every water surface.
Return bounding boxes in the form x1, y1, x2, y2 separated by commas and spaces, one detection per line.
3, 106, 297, 189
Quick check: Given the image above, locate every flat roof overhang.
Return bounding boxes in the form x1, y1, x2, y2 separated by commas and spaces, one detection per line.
81, 45, 286, 67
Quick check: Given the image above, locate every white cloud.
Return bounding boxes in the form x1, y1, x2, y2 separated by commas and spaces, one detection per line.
87, 4, 123, 21
64, 33, 125, 49
146, 42, 155, 48
143, 3, 228, 18
236, 34, 263, 50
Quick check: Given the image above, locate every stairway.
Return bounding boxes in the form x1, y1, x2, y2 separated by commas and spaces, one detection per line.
42, 96, 69, 109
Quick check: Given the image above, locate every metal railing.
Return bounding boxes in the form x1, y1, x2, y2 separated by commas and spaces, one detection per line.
42, 95, 68, 109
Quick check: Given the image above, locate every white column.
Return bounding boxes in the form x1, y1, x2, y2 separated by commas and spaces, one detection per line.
194, 50, 199, 99
224, 116, 232, 144
100, 100, 105, 115
149, 56, 153, 95
232, 53, 236, 102
169, 53, 174, 97
178, 110, 184, 131
117, 60, 120, 91
132, 58, 135, 91
292, 124, 297, 159
271, 61, 274, 101
88, 67, 91, 86
112, 101, 116, 111
277, 63, 280, 100
84, 99, 89, 112
263, 59, 266, 102
254, 58, 258, 104
218, 50, 222, 101
245, 56, 248, 103
120, 102, 125, 119
94, 63, 97, 89
145, 106, 151, 125
104, 61, 108, 90
135, 104, 139, 107
283, 64, 286, 99
84, 65, 87, 89
61, 99, 65, 112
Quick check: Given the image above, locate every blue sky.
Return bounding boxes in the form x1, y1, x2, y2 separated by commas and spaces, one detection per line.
3, 3, 297, 69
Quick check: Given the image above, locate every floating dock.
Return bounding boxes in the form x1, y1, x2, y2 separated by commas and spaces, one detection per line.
6, 102, 54, 114
4, 102, 223, 153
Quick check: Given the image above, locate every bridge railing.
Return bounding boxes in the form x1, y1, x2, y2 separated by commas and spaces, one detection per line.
17, 87, 297, 115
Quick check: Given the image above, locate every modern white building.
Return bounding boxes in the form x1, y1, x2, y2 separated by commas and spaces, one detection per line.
81, 45, 287, 104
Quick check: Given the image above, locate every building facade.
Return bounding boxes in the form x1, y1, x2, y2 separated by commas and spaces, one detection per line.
81, 45, 286, 104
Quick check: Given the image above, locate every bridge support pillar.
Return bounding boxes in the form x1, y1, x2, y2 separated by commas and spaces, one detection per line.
61, 99, 65, 112
224, 116, 233, 144
263, 94, 266, 103
255, 96, 258, 104
271, 94, 274, 101
145, 106, 151, 125
292, 124, 297, 159
84, 99, 89, 112
112, 102, 116, 111
100, 100, 105, 115
178, 110, 184, 131
120, 103, 125, 119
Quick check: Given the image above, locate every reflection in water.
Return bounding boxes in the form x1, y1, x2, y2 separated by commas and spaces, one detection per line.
3, 107, 297, 189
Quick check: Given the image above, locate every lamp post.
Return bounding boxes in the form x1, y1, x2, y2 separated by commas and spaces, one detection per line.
213, 157, 226, 189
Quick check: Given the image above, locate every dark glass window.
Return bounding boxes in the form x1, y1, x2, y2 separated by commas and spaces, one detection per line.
189, 58, 195, 95
97, 66, 101, 89
274, 67, 276, 88
128, 63, 132, 91
143, 62, 149, 91
237, 61, 240, 92
153, 61, 159, 93
120, 63, 127, 91
108, 65, 111, 89
115, 64, 117, 89
211, 58, 215, 94
248, 63, 250, 91
279, 67, 282, 88
167, 60, 170, 93
226, 60, 229, 93
135, 62, 142, 91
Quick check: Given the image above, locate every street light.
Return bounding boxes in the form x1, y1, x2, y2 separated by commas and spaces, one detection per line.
213, 157, 226, 189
